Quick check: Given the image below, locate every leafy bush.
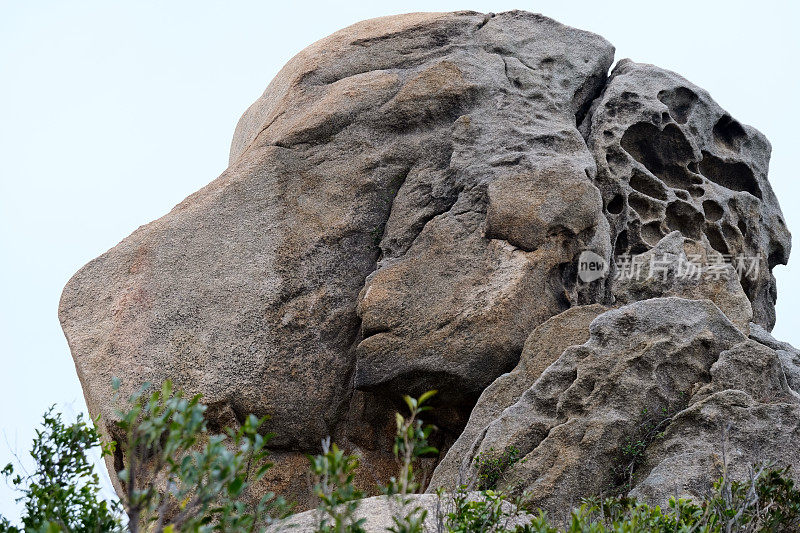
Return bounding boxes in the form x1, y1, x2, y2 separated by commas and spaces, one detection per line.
309, 437, 365, 533
441, 468, 800, 533
503, 466, 800, 533
386, 390, 438, 498
3, 382, 800, 533
442, 488, 530, 533
1, 408, 122, 533
112, 380, 288, 532
610, 406, 674, 495
473, 446, 521, 491
702, 465, 800, 532
384, 391, 438, 533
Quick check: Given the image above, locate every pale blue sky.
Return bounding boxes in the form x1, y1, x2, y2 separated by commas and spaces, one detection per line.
1, 0, 798, 522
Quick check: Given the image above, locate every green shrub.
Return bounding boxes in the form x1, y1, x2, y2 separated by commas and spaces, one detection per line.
1, 408, 122, 533
473, 446, 521, 490
702, 465, 800, 532
514, 466, 800, 532
3, 382, 800, 533
610, 407, 674, 495
111, 380, 288, 532
442, 487, 531, 533
384, 391, 438, 533
308, 438, 365, 533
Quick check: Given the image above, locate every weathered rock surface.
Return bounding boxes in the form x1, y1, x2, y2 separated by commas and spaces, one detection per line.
630, 337, 800, 506
611, 231, 753, 333
267, 493, 530, 532
59, 9, 796, 515
750, 322, 800, 393
429, 230, 755, 490
584, 59, 790, 328
60, 10, 616, 505
430, 298, 800, 517
429, 303, 608, 489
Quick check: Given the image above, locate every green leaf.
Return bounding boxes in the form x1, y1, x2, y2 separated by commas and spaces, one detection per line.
417, 389, 437, 406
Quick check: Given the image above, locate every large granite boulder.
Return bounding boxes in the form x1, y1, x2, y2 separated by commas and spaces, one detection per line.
59, 10, 795, 512
428, 298, 800, 518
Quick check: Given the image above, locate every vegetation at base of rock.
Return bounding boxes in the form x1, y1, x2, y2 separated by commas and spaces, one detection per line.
609, 406, 676, 494
443, 487, 530, 532
383, 391, 437, 533
534, 470, 800, 532
113, 380, 289, 532
2, 382, 800, 532
441, 471, 800, 533
473, 446, 521, 490
309, 438, 365, 533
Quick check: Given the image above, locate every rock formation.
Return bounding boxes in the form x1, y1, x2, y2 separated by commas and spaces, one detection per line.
583, 59, 789, 329
265, 493, 531, 532
59, 10, 796, 518
429, 297, 800, 518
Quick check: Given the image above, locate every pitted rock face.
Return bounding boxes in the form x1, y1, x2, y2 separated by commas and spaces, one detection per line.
429, 298, 800, 516
59, 10, 794, 511
427, 230, 755, 492
583, 59, 791, 328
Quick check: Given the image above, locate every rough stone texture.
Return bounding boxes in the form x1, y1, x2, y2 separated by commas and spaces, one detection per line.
428, 299, 746, 512
348, 14, 615, 407
584, 59, 791, 329
59, 9, 797, 516
60, 10, 615, 506
429, 304, 607, 489
267, 493, 530, 532
429, 230, 754, 490
749, 322, 800, 394
429, 298, 800, 517
611, 231, 753, 334
430, 297, 800, 514
631, 338, 800, 505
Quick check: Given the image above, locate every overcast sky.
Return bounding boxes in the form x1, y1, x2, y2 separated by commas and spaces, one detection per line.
1, 0, 798, 522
